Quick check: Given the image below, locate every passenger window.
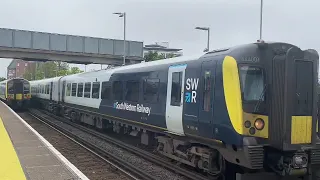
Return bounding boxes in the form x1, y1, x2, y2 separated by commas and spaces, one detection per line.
46, 84, 49, 94
66, 83, 71, 96
143, 78, 159, 103
101, 81, 111, 100
84, 82, 91, 98
113, 81, 123, 100
203, 71, 211, 111
125, 81, 139, 102
171, 72, 182, 106
77, 83, 83, 97
92, 82, 100, 99
71, 83, 77, 96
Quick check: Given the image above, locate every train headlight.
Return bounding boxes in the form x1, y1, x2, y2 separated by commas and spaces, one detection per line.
254, 118, 265, 130
244, 121, 251, 128
249, 127, 256, 135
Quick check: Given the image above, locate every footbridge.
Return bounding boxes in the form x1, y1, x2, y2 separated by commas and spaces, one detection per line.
0, 28, 144, 65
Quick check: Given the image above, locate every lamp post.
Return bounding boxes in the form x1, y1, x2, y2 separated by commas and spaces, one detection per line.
195, 26, 210, 52
113, 12, 126, 66
259, 0, 263, 40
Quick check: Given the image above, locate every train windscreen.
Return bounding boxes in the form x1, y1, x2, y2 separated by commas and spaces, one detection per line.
8, 81, 14, 94
239, 66, 265, 102
239, 65, 267, 114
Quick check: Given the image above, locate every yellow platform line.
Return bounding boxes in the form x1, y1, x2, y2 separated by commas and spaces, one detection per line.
0, 117, 26, 180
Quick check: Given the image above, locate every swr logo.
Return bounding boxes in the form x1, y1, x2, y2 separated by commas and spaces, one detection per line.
185, 78, 199, 103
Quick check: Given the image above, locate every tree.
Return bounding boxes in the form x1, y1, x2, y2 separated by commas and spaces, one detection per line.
23, 61, 84, 80
144, 51, 181, 62
144, 51, 162, 62
68, 67, 83, 75
0, 77, 6, 81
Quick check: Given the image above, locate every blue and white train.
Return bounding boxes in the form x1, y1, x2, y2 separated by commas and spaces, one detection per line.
30, 41, 320, 178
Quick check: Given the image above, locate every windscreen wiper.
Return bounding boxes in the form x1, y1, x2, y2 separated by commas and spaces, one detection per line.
253, 84, 267, 113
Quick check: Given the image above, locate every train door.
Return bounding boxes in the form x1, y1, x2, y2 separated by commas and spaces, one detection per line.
50, 82, 53, 101
198, 60, 215, 138
62, 80, 66, 103
165, 64, 187, 135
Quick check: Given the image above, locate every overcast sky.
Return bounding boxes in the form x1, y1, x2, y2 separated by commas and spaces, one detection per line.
0, 0, 319, 78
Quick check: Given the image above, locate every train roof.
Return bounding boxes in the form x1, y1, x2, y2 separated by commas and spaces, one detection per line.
30, 76, 63, 84
30, 41, 313, 84
28, 42, 260, 84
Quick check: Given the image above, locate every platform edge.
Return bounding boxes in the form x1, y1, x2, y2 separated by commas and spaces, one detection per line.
1, 101, 89, 180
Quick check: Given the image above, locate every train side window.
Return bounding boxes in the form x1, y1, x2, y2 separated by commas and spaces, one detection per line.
92, 82, 100, 99
101, 81, 111, 100
77, 83, 84, 97
84, 82, 91, 98
125, 81, 139, 102
143, 78, 159, 103
46, 84, 49, 94
171, 72, 182, 106
113, 81, 123, 100
203, 71, 211, 111
71, 83, 77, 96
66, 83, 71, 96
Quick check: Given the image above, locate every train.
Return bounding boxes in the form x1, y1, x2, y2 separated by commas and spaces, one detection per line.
29, 41, 320, 179
0, 78, 31, 109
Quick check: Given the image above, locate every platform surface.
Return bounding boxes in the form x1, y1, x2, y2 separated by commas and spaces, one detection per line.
0, 101, 88, 180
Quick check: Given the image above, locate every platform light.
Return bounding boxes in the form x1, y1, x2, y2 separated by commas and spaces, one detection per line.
113, 12, 126, 66
195, 26, 210, 52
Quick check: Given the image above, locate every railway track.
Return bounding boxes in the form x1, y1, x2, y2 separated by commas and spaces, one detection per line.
18, 111, 149, 180
28, 108, 210, 180
27, 108, 203, 180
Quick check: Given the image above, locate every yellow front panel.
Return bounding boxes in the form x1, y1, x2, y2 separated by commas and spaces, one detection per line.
243, 112, 269, 138
0, 117, 26, 180
15, 94, 22, 100
222, 56, 244, 135
291, 116, 312, 144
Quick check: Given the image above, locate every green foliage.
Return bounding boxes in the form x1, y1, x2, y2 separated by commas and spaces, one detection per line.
69, 67, 83, 74
144, 51, 180, 62
23, 61, 84, 80
0, 77, 6, 82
